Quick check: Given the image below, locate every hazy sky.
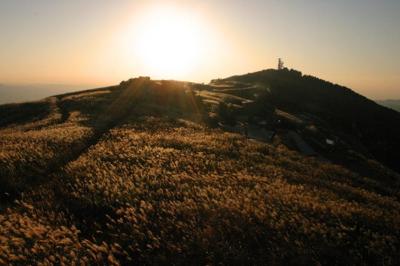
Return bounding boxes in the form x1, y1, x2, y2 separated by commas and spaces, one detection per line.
0, 0, 399, 99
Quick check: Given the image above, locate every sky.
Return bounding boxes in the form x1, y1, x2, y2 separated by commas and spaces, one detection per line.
0, 0, 399, 99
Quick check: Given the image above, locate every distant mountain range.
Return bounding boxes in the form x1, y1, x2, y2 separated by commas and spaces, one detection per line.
377, 99, 400, 112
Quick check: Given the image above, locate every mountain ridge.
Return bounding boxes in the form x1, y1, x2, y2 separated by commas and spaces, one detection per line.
0, 71, 399, 265
377, 99, 400, 112
1, 69, 399, 174
210, 68, 400, 173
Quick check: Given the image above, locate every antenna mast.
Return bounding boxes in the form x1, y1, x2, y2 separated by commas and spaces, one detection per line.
278, 58, 284, 70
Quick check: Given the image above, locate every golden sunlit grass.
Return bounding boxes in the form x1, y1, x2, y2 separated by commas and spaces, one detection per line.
58, 116, 399, 265
0, 106, 92, 193
0, 201, 120, 265
0, 79, 399, 265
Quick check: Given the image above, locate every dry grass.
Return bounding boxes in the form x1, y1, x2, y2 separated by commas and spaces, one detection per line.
0, 110, 92, 193
55, 116, 400, 265
0, 202, 119, 265
0, 81, 399, 265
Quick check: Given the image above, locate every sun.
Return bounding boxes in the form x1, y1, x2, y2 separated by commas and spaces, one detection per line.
128, 6, 206, 79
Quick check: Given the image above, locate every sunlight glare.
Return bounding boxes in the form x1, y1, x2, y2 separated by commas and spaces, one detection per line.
127, 6, 207, 79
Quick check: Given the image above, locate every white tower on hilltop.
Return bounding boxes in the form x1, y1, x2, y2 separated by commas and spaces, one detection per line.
278, 58, 284, 70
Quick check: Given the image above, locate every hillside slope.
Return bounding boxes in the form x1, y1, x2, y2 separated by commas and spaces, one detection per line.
0, 76, 399, 265
377, 99, 400, 112
211, 69, 400, 173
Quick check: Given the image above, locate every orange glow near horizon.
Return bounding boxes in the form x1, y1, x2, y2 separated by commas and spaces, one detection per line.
0, 1, 399, 99
106, 3, 238, 84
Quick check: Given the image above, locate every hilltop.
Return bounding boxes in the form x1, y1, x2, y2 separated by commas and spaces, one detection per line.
209, 69, 400, 173
0, 72, 399, 265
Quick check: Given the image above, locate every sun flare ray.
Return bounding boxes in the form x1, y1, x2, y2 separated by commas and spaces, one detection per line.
125, 6, 206, 79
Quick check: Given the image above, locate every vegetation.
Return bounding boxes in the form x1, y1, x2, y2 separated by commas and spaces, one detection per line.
0, 100, 92, 195
0, 75, 399, 265
223, 69, 400, 173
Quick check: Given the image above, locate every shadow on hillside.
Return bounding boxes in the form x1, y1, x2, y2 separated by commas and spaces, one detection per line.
0, 101, 52, 128
0, 77, 209, 201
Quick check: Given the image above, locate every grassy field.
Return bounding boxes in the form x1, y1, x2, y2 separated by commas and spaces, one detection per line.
0, 78, 399, 265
